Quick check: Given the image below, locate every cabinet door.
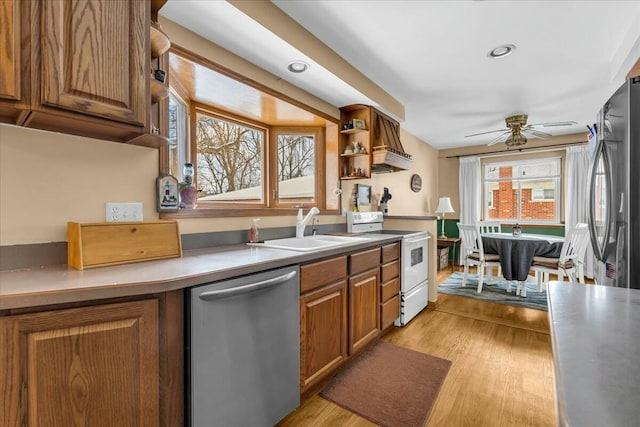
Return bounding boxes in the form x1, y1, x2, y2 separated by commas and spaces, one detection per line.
349, 268, 379, 354
0, 300, 159, 427
0, 0, 28, 123
300, 280, 348, 392
39, 0, 147, 127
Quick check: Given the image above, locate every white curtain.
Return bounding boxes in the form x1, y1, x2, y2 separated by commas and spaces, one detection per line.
459, 156, 481, 262
565, 145, 594, 278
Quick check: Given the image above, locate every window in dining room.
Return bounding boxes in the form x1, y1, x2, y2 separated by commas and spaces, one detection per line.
483, 158, 561, 223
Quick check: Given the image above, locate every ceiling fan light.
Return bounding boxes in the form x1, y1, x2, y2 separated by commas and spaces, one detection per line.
488, 44, 516, 59
505, 133, 527, 148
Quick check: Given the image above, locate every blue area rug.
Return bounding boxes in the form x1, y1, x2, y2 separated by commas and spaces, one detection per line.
437, 272, 548, 311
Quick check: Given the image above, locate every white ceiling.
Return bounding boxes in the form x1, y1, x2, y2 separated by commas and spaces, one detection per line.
161, 1, 640, 150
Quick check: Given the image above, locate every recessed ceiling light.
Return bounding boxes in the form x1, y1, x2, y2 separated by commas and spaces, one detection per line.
287, 61, 309, 73
487, 44, 516, 59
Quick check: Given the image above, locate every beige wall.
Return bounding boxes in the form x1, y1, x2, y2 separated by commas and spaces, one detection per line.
0, 124, 158, 245
1, 18, 441, 248
437, 133, 588, 221
341, 128, 439, 216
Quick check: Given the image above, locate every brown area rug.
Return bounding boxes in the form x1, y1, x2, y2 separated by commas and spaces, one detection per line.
320, 341, 451, 427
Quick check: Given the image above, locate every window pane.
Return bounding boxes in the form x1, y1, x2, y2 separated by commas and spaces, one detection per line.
518, 162, 559, 178
485, 180, 517, 220
277, 134, 315, 203
195, 113, 264, 202
484, 157, 561, 223
520, 179, 557, 221
485, 164, 514, 179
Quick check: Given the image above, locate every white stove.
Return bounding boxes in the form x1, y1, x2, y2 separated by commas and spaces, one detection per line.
347, 212, 430, 326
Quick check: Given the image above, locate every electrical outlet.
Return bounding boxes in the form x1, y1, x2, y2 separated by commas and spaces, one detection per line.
106, 202, 143, 222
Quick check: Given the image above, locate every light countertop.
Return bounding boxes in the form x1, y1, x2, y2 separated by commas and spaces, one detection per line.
547, 282, 640, 427
0, 234, 402, 310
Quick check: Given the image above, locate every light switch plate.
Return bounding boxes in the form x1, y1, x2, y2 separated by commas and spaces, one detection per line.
106, 202, 143, 222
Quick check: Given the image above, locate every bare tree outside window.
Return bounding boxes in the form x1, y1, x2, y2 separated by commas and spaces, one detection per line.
277, 134, 315, 201
195, 112, 264, 202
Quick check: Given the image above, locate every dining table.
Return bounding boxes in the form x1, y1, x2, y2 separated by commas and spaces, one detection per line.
481, 232, 564, 283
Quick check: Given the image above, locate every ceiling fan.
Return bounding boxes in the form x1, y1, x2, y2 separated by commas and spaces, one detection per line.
465, 114, 577, 147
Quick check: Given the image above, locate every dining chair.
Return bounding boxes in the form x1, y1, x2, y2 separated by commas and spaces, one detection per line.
457, 223, 502, 293
476, 220, 503, 280
476, 220, 502, 234
531, 223, 590, 291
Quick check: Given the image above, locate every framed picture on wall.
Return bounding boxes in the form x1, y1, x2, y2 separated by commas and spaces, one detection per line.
352, 118, 367, 130
156, 174, 180, 212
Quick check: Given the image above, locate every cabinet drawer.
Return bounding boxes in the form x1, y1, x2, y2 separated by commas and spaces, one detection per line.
380, 294, 400, 330
349, 247, 381, 276
380, 277, 400, 303
381, 242, 400, 264
380, 259, 400, 283
301, 256, 347, 293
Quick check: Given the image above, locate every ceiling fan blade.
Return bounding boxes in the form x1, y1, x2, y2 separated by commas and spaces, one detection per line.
464, 128, 508, 138
487, 131, 510, 146
526, 129, 552, 139
529, 121, 577, 127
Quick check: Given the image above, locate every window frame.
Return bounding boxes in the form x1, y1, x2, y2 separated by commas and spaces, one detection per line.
483, 157, 562, 224
161, 102, 329, 216
269, 126, 325, 209
167, 89, 189, 182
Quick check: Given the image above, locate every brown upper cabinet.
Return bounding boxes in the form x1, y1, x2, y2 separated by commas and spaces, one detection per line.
0, 0, 155, 143
0, 0, 27, 124
339, 104, 412, 178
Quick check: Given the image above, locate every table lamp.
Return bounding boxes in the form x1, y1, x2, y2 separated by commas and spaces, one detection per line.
436, 197, 455, 238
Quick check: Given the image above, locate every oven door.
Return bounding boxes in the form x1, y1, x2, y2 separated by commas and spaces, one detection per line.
401, 233, 429, 292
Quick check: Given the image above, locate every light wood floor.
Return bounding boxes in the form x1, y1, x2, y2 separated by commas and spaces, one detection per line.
279, 266, 557, 427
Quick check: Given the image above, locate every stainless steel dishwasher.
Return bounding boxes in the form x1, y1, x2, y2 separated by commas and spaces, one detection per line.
187, 266, 300, 427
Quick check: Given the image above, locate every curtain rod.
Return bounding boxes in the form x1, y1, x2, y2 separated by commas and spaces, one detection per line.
445, 141, 588, 159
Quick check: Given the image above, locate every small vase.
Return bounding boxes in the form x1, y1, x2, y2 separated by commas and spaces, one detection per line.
180, 163, 197, 209
512, 223, 522, 237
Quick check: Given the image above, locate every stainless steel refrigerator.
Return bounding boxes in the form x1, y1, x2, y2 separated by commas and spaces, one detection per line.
588, 78, 640, 288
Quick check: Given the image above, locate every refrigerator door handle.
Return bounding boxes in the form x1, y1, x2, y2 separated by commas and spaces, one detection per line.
588, 141, 612, 262
587, 146, 602, 260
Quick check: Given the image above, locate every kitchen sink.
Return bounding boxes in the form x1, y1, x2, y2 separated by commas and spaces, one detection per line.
249, 234, 367, 252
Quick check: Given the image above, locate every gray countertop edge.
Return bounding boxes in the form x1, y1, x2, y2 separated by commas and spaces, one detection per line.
0, 234, 403, 310
547, 281, 640, 427
383, 215, 438, 220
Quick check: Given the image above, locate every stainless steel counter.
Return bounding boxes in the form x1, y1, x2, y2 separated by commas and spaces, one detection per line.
0, 234, 402, 310
547, 282, 640, 427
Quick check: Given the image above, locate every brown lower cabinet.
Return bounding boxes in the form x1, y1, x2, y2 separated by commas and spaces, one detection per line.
299, 279, 348, 392
348, 268, 379, 354
300, 246, 385, 393
0, 291, 183, 427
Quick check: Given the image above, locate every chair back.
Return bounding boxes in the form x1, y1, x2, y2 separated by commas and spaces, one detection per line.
457, 223, 486, 258
560, 223, 590, 263
477, 220, 501, 234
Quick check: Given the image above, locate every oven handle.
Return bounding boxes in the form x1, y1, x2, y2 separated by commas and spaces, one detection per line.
404, 235, 429, 244
198, 270, 297, 301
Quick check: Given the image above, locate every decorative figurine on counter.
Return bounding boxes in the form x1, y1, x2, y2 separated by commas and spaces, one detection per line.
180, 163, 197, 209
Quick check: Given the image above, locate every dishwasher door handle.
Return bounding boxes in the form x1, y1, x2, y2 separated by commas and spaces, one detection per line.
198, 270, 297, 301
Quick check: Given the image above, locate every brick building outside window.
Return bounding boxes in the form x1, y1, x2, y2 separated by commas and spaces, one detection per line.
483, 158, 561, 223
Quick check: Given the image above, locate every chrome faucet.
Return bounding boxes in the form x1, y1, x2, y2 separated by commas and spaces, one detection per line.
296, 207, 320, 238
